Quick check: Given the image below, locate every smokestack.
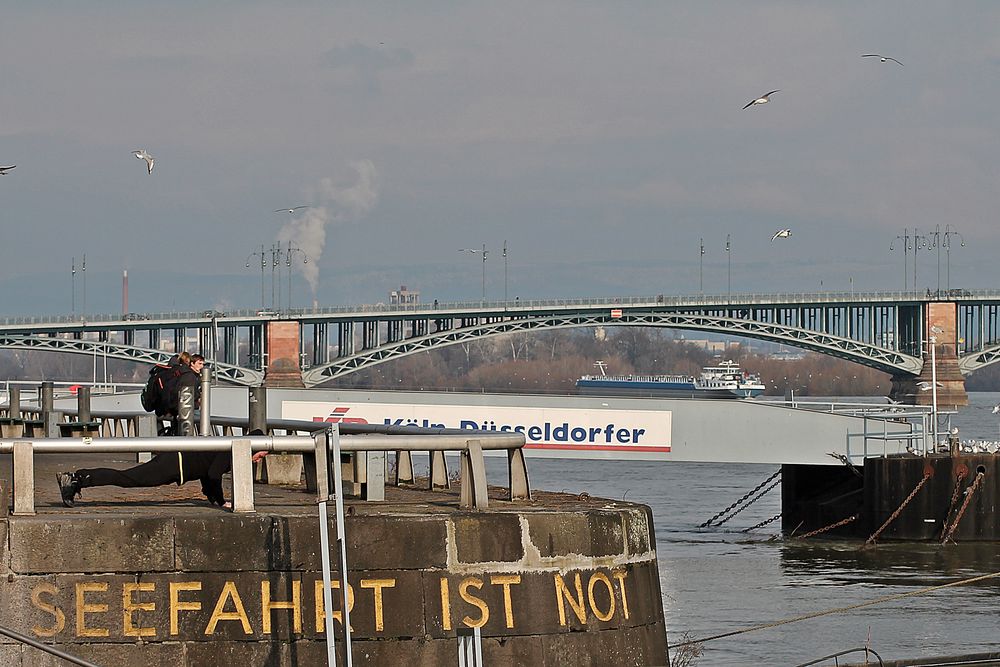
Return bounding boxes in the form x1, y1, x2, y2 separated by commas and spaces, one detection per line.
122, 269, 128, 314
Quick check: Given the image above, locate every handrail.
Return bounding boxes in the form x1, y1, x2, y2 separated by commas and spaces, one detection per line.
2, 417, 529, 515
0, 623, 101, 667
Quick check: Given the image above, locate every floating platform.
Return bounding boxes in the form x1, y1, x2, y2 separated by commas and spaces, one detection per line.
784, 452, 1000, 541
0, 453, 668, 666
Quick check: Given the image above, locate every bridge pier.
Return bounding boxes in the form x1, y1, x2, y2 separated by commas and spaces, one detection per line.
890, 302, 968, 408
263, 321, 305, 388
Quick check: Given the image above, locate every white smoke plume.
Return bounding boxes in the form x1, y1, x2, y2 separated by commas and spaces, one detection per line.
277, 160, 379, 295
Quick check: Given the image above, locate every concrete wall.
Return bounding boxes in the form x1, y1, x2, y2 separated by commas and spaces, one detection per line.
0, 505, 668, 666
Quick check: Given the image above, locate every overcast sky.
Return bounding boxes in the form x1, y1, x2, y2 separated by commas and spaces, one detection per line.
2, 2, 999, 313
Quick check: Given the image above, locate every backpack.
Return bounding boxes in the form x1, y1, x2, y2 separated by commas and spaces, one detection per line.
141, 363, 182, 415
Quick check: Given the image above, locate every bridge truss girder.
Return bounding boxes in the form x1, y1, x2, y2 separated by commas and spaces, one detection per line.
302, 312, 923, 387
958, 344, 1000, 374
0, 335, 264, 386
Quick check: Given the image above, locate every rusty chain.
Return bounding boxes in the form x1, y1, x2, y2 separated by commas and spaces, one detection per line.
712, 479, 781, 528
938, 471, 968, 541
794, 514, 858, 540
941, 471, 985, 545
700, 469, 781, 528
864, 472, 931, 547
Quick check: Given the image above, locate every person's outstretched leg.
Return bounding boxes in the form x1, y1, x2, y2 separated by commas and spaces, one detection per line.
57, 454, 181, 507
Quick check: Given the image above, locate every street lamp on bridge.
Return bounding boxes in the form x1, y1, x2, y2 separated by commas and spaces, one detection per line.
890, 228, 911, 291
458, 245, 488, 301
725, 235, 731, 303
283, 242, 308, 311
245, 245, 268, 309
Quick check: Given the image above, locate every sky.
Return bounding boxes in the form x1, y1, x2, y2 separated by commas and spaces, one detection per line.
2, 2, 1000, 315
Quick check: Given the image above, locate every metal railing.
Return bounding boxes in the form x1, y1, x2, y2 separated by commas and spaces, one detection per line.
0, 412, 529, 514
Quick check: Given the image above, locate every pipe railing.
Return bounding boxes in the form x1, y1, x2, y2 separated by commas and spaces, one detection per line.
0, 424, 528, 515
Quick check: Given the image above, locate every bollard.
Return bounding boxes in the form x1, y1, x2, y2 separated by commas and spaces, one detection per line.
40, 382, 56, 437
77, 385, 91, 424
200, 366, 211, 436
249, 385, 267, 434
9, 387, 20, 419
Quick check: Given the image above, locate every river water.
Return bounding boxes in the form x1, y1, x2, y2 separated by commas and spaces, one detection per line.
520, 391, 1000, 665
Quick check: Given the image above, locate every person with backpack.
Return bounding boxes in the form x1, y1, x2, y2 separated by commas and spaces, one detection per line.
55, 354, 265, 509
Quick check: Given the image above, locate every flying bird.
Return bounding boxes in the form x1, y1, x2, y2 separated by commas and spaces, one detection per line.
275, 206, 310, 214
992, 404, 1000, 414
916, 380, 943, 391
862, 54, 903, 65
133, 149, 154, 174
0, 165, 15, 175
771, 228, 792, 242
743, 89, 780, 110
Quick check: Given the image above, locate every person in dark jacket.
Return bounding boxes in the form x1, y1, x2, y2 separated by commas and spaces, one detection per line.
56, 429, 267, 509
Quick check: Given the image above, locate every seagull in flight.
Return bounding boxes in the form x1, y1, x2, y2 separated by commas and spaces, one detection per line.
0, 165, 15, 175
862, 54, 903, 65
133, 149, 154, 174
917, 380, 943, 391
992, 404, 1000, 414
743, 89, 780, 110
275, 205, 310, 214
771, 228, 792, 242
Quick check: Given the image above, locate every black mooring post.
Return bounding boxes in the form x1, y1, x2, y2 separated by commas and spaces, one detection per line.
249, 385, 267, 434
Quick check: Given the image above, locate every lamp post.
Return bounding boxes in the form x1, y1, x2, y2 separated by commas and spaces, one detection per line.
284, 242, 308, 311
912, 228, 931, 292
503, 240, 508, 302
458, 245, 488, 301
81, 254, 87, 318
725, 234, 731, 303
699, 238, 705, 295
890, 228, 911, 292
245, 245, 267, 309
71, 257, 76, 317
943, 225, 965, 291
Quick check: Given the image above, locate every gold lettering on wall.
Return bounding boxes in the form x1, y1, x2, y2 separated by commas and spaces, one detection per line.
313, 580, 355, 633
459, 577, 489, 628
587, 572, 615, 622
554, 573, 587, 626
170, 582, 202, 636
439, 578, 452, 631
490, 574, 521, 629
31, 583, 65, 637
205, 581, 253, 635
122, 583, 156, 637
75, 582, 110, 638
613, 570, 630, 620
360, 578, 396, 632
262, 580, 302, 634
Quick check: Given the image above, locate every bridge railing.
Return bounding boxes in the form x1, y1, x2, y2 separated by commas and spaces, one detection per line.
5, 288, 1000, 327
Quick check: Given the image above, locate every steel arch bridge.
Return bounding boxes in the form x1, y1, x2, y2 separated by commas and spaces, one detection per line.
2, 289, 1000, 387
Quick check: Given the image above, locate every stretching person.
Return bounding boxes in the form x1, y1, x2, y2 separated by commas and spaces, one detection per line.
56, 430, 267, 508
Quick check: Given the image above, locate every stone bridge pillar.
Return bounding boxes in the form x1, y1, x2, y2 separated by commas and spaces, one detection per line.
263, 320, 305, 388
890, 302, 967, 408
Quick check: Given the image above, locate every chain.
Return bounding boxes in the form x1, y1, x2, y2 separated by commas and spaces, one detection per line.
701, 469, 781, 528
864, 472, 931, 547
941, 472, 985, 545
742, 513, 782, 533
712, 479, 781, 527
794, 514, 858, 540
938, 471, 968, 541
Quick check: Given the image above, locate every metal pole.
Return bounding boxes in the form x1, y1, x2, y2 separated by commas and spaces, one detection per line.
82, 253, 87, 317
725, 235, 731, 303
481, 243, 487, 301
699, 238, 704, 294
260, 245, 266, 309
931, 336, 938, 453
200, 365, 211, 436
71, 257, 76, 317
503, 240, 508, 302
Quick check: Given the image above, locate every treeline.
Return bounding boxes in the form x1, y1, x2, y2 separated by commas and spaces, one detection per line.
5, 327, 1000, 395
334, 328, 896, 397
